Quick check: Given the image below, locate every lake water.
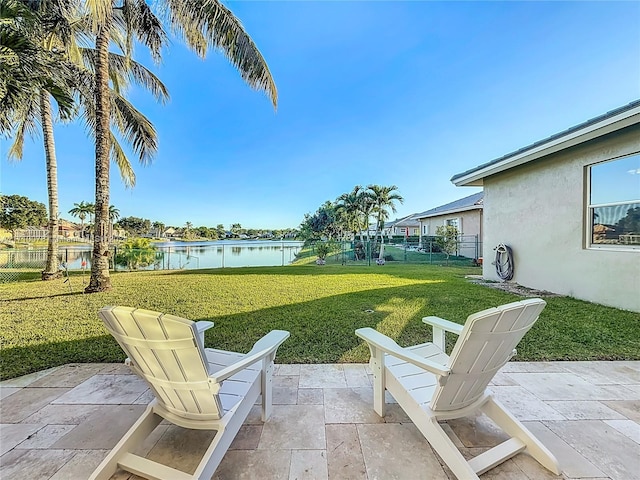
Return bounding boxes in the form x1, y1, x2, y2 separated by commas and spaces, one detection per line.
6, 240, 304, 271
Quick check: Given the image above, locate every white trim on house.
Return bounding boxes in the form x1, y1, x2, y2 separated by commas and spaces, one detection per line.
452, 101, 640, 187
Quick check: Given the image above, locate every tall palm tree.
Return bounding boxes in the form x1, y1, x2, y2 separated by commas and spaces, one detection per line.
4, 0, 168, 279
367, 184, 403, 259
85, 0, 278, 293
2, 0, 77, 279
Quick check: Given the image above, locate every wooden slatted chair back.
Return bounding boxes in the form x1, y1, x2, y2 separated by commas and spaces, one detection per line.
99, 306, 223, 420
430, 299, 546, 412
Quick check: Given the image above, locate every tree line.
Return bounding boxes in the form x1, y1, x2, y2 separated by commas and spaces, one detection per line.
0, 194, 296, 242
1, 0, 277, 289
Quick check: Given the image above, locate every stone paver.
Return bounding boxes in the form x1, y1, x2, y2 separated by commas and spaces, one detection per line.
0, 361, 638, 480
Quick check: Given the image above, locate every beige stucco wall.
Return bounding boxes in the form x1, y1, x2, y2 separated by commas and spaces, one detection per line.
482, 125, 640, 312
419, 209, 483, 259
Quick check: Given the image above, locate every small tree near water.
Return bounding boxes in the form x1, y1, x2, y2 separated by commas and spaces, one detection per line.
435, 225, 459, 266
115, 238, 158, 271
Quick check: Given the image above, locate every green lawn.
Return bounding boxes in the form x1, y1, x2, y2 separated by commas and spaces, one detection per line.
1, 263, 639, 380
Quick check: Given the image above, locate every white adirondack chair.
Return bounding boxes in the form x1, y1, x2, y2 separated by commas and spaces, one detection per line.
356, 298, 561, 480
90, 306, 290, 480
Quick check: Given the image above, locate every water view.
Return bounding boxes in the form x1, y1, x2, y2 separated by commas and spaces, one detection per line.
4, 240, 304, 272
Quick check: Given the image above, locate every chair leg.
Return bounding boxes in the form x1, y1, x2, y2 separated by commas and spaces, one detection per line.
482, 397, 561, 475
370, 351, 386, 417
194, 378, 263, 479
413, 415, 479, 480
89, 405, 163, 480
261, 354, 275, 421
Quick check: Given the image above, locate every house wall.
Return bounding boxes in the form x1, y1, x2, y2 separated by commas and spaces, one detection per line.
419, 210, 482, 259
392, 225, 420, 236
482, 125, 640, 312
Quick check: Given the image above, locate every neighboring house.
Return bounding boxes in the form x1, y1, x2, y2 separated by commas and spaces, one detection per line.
58, 220, 82, 239
111, 227, 127, 240
383, 214, 421, 238
164, 227, 177, 238
452, 100, 640, 312
13, 226, 48, 242
414, 192, 484, 259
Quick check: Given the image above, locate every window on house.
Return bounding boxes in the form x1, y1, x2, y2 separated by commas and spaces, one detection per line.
446, 218, 460, 232
588, 154, 640, 248
422, 225, 428, 235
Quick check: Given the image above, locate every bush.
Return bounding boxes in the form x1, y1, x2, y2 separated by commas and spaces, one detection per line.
115, 238, 158, 271
315, 242, 331, 260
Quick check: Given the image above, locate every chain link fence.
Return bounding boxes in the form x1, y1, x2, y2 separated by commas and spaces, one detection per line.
1, 241, 302, 283
308, 235, 483, 267
0, 246, 196, 283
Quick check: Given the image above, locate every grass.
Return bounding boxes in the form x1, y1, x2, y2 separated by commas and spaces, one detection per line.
1, 263, 639, 380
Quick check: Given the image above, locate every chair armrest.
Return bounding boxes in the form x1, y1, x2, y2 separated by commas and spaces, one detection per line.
195, 321, 214, 346
195, 321, 214, 334
210, 330, 290, 384
422, 316, 463, 335
422, 316, 463, 351
355, 328, 450, 378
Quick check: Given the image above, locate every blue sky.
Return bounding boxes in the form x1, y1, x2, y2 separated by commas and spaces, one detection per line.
1, 1, 639, 229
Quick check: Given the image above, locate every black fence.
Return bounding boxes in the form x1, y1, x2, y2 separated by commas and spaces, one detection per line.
308, 235, 482, 267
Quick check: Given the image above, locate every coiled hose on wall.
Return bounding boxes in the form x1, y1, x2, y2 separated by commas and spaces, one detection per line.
493, 244, 514, 281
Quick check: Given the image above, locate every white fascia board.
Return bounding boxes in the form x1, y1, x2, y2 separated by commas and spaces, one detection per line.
452, 108, 640, 187
415, 204, 482, 220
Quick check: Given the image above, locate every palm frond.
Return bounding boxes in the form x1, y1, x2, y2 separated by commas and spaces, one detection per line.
111, 92, 158, 164
7, 96, 39, 160
163, 0, 277, 108
121, 0, 166, 63
84, 0, 113, 32
80, 48, 169, 103
109, 132, 136, 188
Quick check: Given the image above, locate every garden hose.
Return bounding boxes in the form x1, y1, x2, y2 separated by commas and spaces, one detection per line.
493, 244, 514, 281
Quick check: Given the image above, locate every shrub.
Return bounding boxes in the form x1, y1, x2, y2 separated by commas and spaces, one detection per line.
115, 238, 158, 271
315, 242, 331, 260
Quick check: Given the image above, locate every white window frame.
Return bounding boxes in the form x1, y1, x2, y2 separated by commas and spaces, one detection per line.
586, 154, 640, 251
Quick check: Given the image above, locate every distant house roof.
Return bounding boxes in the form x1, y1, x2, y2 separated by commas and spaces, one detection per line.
414, 192, 484, 220
451, 100, 640, 187
385, 214, 420, 229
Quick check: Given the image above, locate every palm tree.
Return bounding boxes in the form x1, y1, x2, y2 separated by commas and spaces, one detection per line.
152, 221, 165, 238
4, 1, 168, 280
184, 221, 193, 240
108, 204, 120, 240
367, 185, 404, 259
68, 201, 94, 239
85, 0, 278, 293
335, 185, 367, 242
2, 0, 78, 279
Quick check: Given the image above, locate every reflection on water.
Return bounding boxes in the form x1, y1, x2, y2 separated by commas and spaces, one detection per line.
1, 240, 303, 271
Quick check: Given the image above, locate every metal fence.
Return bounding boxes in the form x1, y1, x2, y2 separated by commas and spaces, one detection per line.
309, 235, 483, 267
1, 242, 303, 283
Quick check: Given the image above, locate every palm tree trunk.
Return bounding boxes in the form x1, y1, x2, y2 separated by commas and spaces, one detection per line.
40, 92, 61, 280
86, 17, 113, 293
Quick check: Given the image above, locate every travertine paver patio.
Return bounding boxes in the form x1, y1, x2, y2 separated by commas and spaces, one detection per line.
1, 361, 639, 479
